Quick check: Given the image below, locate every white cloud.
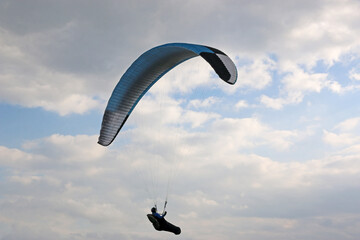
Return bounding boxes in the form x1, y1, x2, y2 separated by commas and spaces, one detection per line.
323, 117, 360, 148
350, 66, 360, 81
274, 0, 360, 67
183, 110, 220, 128
334, 117, 360, 132
236, 56, 275, 90
1, 125, 360, 239
235, 100, 250, 109
209, 117, 298, 152
261, 67, 329, 109
22, 134, 107, 163
259, 62, 360, 109
323, 130, 360, 147
260, 95, 288, 110
188, 97, 220, 109
282, 67, 328, 93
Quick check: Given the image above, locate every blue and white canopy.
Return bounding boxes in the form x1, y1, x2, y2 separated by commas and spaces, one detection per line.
98, 43, 237, 146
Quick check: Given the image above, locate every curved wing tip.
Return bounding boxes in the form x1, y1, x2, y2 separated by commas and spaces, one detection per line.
97, 140, 109, 147
222, 75, 237, 85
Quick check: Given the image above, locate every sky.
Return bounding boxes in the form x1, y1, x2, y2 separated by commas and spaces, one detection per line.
1, 0, 360, 239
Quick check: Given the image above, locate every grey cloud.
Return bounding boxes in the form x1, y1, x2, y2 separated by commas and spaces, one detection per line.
1, 131, 360, 239
1, 0, 360, 113
2, 0, 357, 75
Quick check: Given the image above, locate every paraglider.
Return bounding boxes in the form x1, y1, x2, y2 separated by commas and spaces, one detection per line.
98, 43, 237, 146
147, 206, 181, 235
98, 43, 238, 235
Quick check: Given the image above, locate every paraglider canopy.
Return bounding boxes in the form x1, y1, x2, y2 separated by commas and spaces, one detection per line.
98, 43, 238, 146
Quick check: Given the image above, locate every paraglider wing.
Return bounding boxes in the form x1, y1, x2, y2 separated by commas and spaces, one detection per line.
98, 43, 237, 146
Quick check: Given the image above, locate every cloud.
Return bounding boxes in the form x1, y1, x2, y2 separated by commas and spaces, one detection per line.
259, 61, 360, 109
323, 117, 360, 148
1, 0, 359, 114
0, 28, 103, 115
188, 97, 220, 109
0, 134, 138, 239
260, 95, 288, 110
235, 56, 276, 90
235, 100, 250, 109
263, 0, 360, 69
350, 65, 360, 81
128, 104, 300, 163
323, 130, 359, 147
209, 117, 299, 152
260, 70, 329, 109
1, 122, 360, 239
334, 117, 360, 132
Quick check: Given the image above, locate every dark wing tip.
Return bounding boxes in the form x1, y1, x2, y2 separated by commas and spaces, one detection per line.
199, 52, 232, 82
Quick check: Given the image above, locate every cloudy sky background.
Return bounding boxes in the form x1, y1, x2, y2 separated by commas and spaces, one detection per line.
1, 0, 360, 239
